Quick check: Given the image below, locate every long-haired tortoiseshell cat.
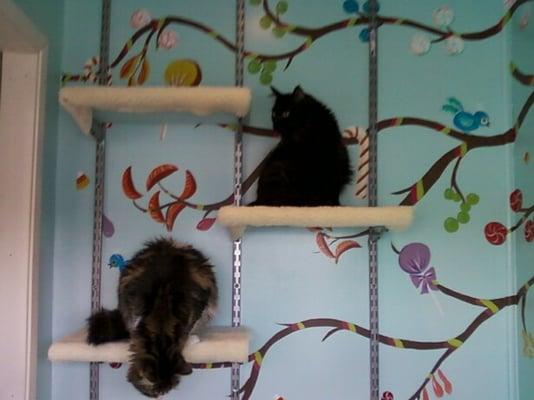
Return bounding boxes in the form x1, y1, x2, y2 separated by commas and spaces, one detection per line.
86, 238, 218, 398
253, 85, 352, 206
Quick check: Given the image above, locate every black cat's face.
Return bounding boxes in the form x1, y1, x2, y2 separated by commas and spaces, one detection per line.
128, 334, 192, 398
271, 85, 308, 138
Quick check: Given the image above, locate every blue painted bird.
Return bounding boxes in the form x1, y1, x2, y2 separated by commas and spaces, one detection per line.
442, 97, 490, 133
108, 254, 127, 271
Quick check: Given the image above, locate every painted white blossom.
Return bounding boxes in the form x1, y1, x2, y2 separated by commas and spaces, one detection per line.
432, 6, 454, 28
445, 35, 464, 55
158, 29, 179, 49
130, 9, 151, 29
410, 34, 431, 55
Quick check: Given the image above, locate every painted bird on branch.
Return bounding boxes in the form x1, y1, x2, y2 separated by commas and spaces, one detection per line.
442, 97, 490, 133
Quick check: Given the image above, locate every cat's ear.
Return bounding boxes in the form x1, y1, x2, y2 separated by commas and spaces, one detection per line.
292, 85, 305, 102
270, 86, 282, 97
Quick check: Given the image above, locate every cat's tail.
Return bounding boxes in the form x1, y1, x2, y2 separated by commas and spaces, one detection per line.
86, 308, 129, 345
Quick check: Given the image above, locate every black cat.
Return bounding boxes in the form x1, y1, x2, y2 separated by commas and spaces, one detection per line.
253, 86, 352, 206
86, 238, 218, 398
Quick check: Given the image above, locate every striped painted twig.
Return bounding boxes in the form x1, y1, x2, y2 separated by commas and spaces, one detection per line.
343, 126, 369, 199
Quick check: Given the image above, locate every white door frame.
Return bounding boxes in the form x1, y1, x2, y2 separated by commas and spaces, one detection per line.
0, 1, 47, 399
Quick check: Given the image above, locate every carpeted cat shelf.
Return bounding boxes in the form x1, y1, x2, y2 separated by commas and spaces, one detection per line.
48, 327, 251, 364
218, 205, 414, 240
50, 85, 253, 368
59, 86, 252, 135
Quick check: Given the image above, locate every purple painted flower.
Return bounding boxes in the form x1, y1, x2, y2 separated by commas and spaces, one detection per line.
130, 9, 151, 29
158, 29, 179, 49
398, 243, 438, 294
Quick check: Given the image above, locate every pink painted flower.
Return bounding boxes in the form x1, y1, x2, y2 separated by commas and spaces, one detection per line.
130, 9, 151, 29
158, 29, 179, 49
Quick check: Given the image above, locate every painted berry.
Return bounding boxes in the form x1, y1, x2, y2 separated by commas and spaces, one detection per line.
484, 222, 508, 245
276, 1, 289, 14
359, 28, 370, 42
381, 391, 394, 400
260, 15, 273, 29
525, 220, 534, 242
457, 211, 470, 224
248, 59, 262, 74
460, 202, 471, 212
343, 0, 359, 13
510, 189, 523, 212
466, 193, 480, 205
444, 217, 459, 233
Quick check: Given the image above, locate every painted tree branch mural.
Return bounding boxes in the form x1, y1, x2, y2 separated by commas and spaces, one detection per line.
187, 242, 534, 400
62, 0, 533, 85
66, 1, 534, 398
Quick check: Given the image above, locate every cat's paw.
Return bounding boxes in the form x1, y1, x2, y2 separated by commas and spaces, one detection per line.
187, 334, 200, 345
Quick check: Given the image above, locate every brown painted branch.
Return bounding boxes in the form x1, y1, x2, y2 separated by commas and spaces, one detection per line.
511, 63, 534, 86
397, 147, 462, 205
142, 152, 270, 214
510, 204, 534, 232
450, 156, 466, 203
263, 0, 531, 41
408, 348, 454, 400
198, 275, 534, 398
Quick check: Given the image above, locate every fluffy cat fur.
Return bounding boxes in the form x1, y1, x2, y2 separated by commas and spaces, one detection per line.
86, 238, 218, 398
253, 85, 352, 206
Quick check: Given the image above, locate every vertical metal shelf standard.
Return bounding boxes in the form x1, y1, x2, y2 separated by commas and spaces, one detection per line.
89, 1, 111, 399
367, 1, 381, 399
231, 0, 246, 399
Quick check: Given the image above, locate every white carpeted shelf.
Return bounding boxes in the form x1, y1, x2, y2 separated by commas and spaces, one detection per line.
59, 86, 252, 135
218, 206, 414, 240
48, 326, 250, 364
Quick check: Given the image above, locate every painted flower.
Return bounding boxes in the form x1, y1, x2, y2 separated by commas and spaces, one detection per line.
432, 6, 454, 27
130, 9, 151, 29
398, 243, 438, 294
445, 35, 464, 55
158, 29, 179, 49
410, 34, 431, 55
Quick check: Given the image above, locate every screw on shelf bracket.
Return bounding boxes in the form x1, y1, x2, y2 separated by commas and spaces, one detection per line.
90, 120, 106, 142
369, 226, 388, 242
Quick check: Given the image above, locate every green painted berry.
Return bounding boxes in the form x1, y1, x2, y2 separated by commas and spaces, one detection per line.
457, 211, 470, 224
444, 188, 455, 200
272, 26, 286, 38
260, 71, 273, 85
276, 1, 289, 14
466, 193, 480, 205
263, 60, 277, 72
260, 15, 272, 29
249, 0, 261, 5
444, 217, 459, 233
248, 59, 262, 74
460, 202, 471, 212
451, 191, 461, 202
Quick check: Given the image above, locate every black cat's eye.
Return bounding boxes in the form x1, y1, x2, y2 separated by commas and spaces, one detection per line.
282, 111, 290, 118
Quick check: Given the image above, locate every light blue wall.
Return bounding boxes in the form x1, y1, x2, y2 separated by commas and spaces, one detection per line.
11, 0, 64, 399
510, 2, 534, 398
47, 0, 534, 399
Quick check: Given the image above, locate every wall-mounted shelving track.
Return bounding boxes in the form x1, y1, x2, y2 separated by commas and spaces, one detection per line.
52, 0, 404, 399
